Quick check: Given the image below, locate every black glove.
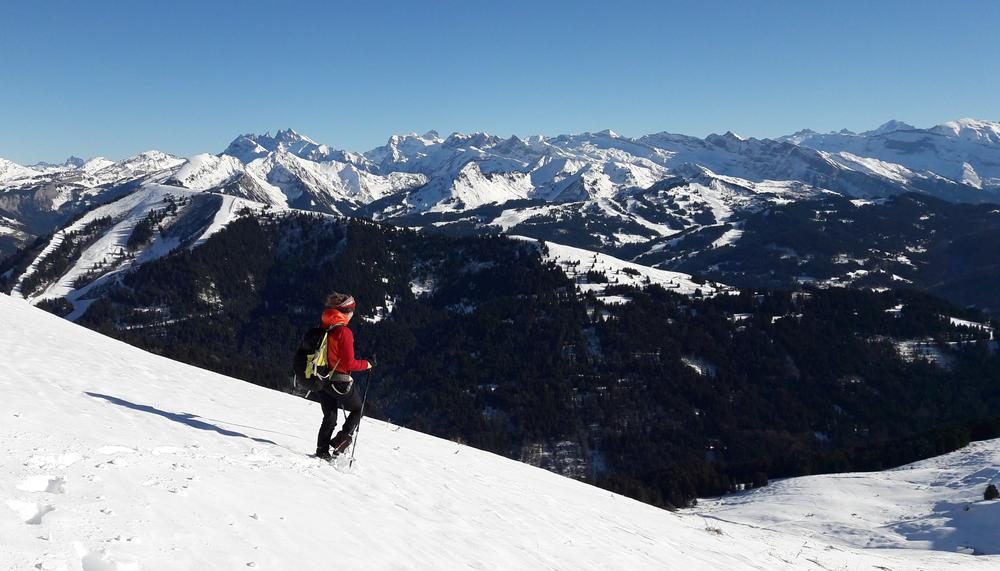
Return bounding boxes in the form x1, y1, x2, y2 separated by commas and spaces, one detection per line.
367, 356, 377, 369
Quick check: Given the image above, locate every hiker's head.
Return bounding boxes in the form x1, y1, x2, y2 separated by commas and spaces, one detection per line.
325, 292, 357, 317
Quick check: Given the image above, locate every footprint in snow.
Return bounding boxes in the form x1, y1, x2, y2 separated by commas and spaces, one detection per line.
17, 475, 66, 494
77, 545, 136, 571
31, 555, 67, 570
5, 499, 56, 525
93, 446, 138, 469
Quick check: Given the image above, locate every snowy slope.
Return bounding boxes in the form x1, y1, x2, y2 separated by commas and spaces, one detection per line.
1, 294, 995, 570
0, 158, 40, 183
75, 152, 183, 188
785, 119, 1000, 191
171, 148, 427, 215
167, 153, 245, 190
0, 152, 184, 220
223, 129, 336, 163
534, 239, 730, 302
0, 215, 27, 239
9, 184, 260, 316
698, 440, 1000, 556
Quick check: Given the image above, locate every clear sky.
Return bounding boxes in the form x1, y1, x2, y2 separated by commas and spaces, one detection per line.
2, 0, 998, 164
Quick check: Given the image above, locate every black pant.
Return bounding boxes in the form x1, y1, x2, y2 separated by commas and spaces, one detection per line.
315, 380, 363, 454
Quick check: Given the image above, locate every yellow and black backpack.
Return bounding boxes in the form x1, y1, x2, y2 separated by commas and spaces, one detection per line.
291, 324, 344, 393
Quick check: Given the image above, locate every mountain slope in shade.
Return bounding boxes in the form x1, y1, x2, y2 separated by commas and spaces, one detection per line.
1, 293, 996, 570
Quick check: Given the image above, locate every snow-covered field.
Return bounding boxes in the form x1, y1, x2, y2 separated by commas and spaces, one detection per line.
1, 293, 997, 570
698, 441, 1000, 556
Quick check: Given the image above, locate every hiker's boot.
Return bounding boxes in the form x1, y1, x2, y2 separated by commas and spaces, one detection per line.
331, 433, 352, 456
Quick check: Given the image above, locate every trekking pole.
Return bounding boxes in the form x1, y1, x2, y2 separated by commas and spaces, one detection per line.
348, 358, 375, 468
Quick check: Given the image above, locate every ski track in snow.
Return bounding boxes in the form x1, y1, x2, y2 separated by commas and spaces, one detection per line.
1, 293, 998, 569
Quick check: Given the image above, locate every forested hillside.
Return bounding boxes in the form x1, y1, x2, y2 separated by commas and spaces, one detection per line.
634, 193, 1000, 312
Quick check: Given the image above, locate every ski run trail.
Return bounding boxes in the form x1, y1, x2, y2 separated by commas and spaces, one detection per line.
1, 292, 998, 570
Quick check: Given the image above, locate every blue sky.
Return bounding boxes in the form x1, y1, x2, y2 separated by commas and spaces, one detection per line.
2, 0, 998, 164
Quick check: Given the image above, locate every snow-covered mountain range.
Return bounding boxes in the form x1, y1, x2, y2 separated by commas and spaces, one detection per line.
2, 119, 997, 247
2, 292, 998, 569
780, 118, 1000, 189
3, 118, 1000, 312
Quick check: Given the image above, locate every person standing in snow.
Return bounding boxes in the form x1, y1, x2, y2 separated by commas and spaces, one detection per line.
314, 292, 373, 459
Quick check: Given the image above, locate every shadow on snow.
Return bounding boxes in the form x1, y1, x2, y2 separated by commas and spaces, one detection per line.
892, 466, 1000, 556
84, 392, 278, 445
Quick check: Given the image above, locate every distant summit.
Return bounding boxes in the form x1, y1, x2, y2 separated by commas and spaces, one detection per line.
223, 128, 331, 162
30, 156, 86, 170
862, 120, 917, 136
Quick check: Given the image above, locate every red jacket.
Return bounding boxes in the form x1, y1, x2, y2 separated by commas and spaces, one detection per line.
321, 308, 369, 373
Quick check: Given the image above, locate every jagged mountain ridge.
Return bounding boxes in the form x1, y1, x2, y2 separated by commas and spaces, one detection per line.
780, 118, 1000, 189
2, 118, 999, 270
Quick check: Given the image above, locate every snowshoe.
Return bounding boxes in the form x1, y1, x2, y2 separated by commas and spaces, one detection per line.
331, 434, 352, 456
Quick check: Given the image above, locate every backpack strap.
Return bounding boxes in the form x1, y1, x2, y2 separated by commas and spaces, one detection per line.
324, 323, 347, 376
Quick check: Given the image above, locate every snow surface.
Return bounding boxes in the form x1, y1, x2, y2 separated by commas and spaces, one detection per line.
0, 158, 40, 183
698, 439, 1000, 556
2, 294, 997, 569
788, 119, 1000, 191
825, 151, 918, 184
236, 150, 426, 211
0, 215, 26, 238
710, 223, 744, 249
188, 187, 260, 249
535, 238, 730, 299
932, 118, 1000, 145
169, 154, 244, 191
490, 203, 565, 231
85, 152, 184, 188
